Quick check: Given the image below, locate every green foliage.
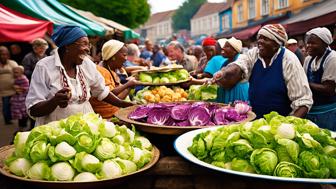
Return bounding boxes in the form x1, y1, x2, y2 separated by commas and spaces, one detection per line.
60, 0, 150, 29
172, 0, 206, 31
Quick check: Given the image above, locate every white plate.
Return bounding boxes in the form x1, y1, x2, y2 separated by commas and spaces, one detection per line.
174, 127, 336, 184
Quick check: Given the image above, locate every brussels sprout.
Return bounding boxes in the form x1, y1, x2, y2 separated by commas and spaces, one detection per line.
51, 162, 75, 181
231, 158, 255, 173
8, 158, 32, 177
139, 72, 152, 83
98, 159, 122, 179
72, 152, 102, 173
250, 148, 278, 175
274, 162, 303, 178
94, 138, 117, 161
27, 162, 51, 180
73, 172, 98, 182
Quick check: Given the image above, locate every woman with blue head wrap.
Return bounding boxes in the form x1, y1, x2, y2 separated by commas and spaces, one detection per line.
25, 25, 134, 126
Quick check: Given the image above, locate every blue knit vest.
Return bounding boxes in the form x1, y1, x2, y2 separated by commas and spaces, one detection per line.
249, 48, 291, 118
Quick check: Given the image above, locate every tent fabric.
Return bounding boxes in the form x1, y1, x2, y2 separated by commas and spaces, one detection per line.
0, 4, 53, 42
221, 25, 261, 40
68, 5, 140, 40
1, 0, 105, 36
66, 6, 115, 35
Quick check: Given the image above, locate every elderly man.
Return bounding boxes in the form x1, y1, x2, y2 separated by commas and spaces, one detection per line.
214, 24, 313, 118
166, 41, 198, 72
22, 38, 49, 81
286, 38, 305, 65
303, 27, 336, 130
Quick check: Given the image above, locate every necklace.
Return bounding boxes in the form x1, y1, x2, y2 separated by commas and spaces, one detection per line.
59, 67, 87, 104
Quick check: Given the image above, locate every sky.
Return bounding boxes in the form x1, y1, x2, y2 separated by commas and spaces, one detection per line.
148, 0, 226, 14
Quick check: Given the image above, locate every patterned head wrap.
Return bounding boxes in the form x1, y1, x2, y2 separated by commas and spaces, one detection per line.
258, 24, 288, 46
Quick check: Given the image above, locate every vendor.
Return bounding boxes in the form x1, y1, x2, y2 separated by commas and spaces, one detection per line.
213, 24, 313, 118
90, 40, 140, 119
26, 26, 133, 126
216, 37, 249, 104
303, 27, 336, 130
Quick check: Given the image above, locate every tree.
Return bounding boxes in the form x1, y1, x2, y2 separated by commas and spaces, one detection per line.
172, 0, 206, 31
60, 0, 150, 29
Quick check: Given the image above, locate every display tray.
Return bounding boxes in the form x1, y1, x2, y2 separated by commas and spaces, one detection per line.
174, 127, 336, 184
131, 65, 184, 74
134, 78, 191, 86
114, 104, 256, 135
0, 145, 160, 189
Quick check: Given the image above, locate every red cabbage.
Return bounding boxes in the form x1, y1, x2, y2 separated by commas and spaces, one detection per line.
128, 106, 150, 120
188, 106, 210, 126
164, 117, 177, 126
176, 120, 191, 126
213, 108, 229, 125
147, 108, 171, 125
171, 104, 191, 121
225, 109, 241, 121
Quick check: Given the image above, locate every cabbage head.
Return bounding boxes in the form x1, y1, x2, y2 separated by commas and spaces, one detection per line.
250, 148, 278, 175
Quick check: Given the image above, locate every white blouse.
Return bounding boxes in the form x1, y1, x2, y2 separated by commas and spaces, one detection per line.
26, 50, 109, 126
232, 47, 313, 114
303, 49, 336, 92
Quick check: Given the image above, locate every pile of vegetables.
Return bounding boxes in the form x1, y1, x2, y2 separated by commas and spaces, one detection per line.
5, 113, 154, 182
188, 85, 218, 101
188, 111, 336, 178
138, 69, 189, 84
128, 101, 250, 126
134, 86, 188, 103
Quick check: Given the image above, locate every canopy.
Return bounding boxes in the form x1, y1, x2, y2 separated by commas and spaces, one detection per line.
0, 4, 53, 42
282, 0, 336, 36
67, 5, 140, 40
220, 25, 261, 40
1, 0, 105, 36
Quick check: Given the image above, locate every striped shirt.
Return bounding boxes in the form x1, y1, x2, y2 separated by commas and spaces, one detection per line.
233, 47, 313, 114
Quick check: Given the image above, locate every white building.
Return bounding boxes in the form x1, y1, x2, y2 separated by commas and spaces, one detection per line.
139, 10, 175, 43
191, 2, 228, 37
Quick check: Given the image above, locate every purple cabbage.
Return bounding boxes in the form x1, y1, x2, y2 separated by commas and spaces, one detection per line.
164, 117, 177, 126
176, 120, 191, 126
128, 106, 150, 120
171, 104, 191, 121
213, 108, 229, 125
225, 109, 241, 121
147, 108, 171, 125
188, 106, 210, 126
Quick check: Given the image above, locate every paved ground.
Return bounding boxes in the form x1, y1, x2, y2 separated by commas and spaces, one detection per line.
0, 102, 31, 147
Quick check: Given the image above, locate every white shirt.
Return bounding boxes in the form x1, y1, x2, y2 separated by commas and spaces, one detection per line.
303, 49, 336, 93
26, 50, 109, 126
233, 47, 313, 114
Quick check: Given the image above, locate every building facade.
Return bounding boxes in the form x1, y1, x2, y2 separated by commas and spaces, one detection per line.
231, 0, 323, 29
139, 10, 175, 43
190, 3, 228, 37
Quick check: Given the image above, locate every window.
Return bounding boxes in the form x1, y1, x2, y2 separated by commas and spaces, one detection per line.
164, 23, 168, 34
261, 0, 269, 15
278, 0, 288, 9
237, 4, 243, 22
208, 17, 212, 29
248, 0, 256, 19
221, 14, 230, 31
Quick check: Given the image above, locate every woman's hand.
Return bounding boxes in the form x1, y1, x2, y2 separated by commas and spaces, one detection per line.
126, 76, 140, 87
52, 88, 71, 108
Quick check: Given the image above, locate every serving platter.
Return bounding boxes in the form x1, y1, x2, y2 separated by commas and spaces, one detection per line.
134, 78, 191, 86
114, 104, 256, 135
174, 127, 336, 184
0, 145, 160, 189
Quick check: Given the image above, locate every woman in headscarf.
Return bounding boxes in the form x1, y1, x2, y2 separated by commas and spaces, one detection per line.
90, 39, 140, 119
213, 24, 313, 118
216, 37, 249, 104
303, 27, 336, 130
26, 26, 133, 126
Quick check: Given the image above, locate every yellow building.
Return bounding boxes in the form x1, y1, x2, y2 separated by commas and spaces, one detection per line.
232, 0, 322, 29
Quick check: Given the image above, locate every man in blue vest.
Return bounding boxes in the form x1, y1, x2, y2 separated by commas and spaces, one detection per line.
213, 24, 313, 119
